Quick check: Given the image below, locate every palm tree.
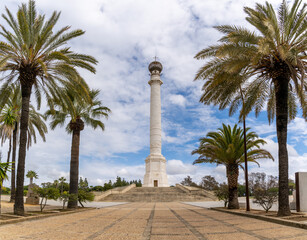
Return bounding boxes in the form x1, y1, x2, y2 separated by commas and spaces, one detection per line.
0, 85, 47, 202
26, 170, 38, 185
46, 88, 110, 208
0, 0, 97, 215
192, 124, 273, 209
194, 0, 306, 216
59, 177, 66, 194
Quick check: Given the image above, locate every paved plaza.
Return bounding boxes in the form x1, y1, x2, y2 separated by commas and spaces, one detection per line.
1, 202, 307, 240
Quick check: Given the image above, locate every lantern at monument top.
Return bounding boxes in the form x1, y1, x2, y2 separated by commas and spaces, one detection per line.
148, 60, 163, 74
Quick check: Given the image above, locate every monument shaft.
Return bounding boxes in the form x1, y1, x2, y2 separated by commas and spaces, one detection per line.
149, 75, 162, 155
143, 61, 169, 187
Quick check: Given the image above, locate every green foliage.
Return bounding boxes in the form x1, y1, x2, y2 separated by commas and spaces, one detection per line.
214, 183, 229, 207
78, 190, 94, 207
180, 176, 198, 187
0, 85, 48, 149
199, 175, 219, 191
79, 177, 89, 191
45, 88, 110, 134
1, 186, 10, 194
34, 184, 60, 212
26, 170, 38, 179
59, 191, 71, 209
288, 179, 295, 195
251, 173, 278, 212
192, 124, 273, 167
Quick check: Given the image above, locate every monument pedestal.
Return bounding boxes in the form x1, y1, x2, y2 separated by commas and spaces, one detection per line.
26, 183, 40, 205
143, 154, 168, 187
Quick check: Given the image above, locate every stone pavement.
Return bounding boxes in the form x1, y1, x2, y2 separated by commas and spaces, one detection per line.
0, 202, 307, 240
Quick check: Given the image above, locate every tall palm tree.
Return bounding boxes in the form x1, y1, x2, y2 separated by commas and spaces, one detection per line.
0, 85, 47, 202
192, 124, 273, 209
26, 170, 38, 185
0, 0, 97, 215
194, 0, 306, 216
46, 88, 110, 208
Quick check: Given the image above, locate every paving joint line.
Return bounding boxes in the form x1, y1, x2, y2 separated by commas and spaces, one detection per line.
185, 206, 269, 240
20, 205, 132, 240
168, 204, 207, 240
86, 202, 147, 240
142, 203, 155, 240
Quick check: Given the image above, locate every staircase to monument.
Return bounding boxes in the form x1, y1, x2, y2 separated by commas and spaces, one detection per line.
100, 186, 215, 202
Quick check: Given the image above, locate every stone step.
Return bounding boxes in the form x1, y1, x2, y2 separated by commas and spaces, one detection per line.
100, 186, 215, 202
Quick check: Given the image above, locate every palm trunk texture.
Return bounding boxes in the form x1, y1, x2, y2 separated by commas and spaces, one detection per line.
274, 77, 291, 216
227, 164, 239, 209
10, 126, 17, 202
67, 118, 84, 208
14, 84, 32, 215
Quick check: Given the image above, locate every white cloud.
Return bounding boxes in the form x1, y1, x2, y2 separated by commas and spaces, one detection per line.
0, 0, 304, 189
168, 94, 186, 107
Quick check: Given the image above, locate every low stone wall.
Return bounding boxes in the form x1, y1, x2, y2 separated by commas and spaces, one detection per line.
176, 184, 217, 200
94, 184, 136, 201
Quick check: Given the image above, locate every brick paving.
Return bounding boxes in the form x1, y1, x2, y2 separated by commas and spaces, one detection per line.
0, 202, 307, 240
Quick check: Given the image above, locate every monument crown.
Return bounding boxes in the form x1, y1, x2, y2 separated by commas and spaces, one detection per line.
148, 61, 163, 73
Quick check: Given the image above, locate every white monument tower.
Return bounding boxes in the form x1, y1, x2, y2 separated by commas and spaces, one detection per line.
143, 60, 169, 187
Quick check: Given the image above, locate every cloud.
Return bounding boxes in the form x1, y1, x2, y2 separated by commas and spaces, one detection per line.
169, 94, 186, 107
0, 0, 303, 189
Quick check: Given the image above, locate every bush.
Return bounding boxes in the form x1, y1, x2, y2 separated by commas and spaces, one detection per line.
214, 183, 229, 207
78, 190, 94, 207
34, 185, 60, 212
252, 174, 278, 212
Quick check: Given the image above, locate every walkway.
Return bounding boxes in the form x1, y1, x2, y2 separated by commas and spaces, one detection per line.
0, 202, 307, 240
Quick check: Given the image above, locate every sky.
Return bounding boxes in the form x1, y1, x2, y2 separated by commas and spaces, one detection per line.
1, 0, 307, 187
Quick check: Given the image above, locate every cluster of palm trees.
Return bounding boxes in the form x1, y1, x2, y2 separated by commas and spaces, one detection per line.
194, 0, 306, 216
0, 0, 110, 215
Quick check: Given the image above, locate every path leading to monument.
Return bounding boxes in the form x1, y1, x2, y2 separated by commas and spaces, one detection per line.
1, 202, 306, 240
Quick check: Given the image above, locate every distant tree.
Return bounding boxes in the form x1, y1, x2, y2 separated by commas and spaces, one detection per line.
180, 176, 198, 187
214, 183, 229, 207
59, 177, 67, 194
91, 185, 104, 192
252, 173, 279, 212
79, 177, 89, 191
103, 181, 113, 191
59, 191, 71, 209
199, 175, 219, 191
26, 170, 38, 185
288, 179, 295, 195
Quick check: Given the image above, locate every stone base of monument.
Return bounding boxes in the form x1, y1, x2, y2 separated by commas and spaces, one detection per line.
25, 196, 40, 205
143, 154, 169, 187
26, 183, 40, 205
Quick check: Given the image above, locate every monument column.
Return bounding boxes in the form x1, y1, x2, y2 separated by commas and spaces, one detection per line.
143, 60, 169, 187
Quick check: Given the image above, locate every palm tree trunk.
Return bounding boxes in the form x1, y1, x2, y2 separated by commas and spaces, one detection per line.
274, 77, 291, 216
10, 125, 17, 202
67, 129, 81, 208
14, 84, 32, 216
227, 164, 239, 209
6, 137, 12, 171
